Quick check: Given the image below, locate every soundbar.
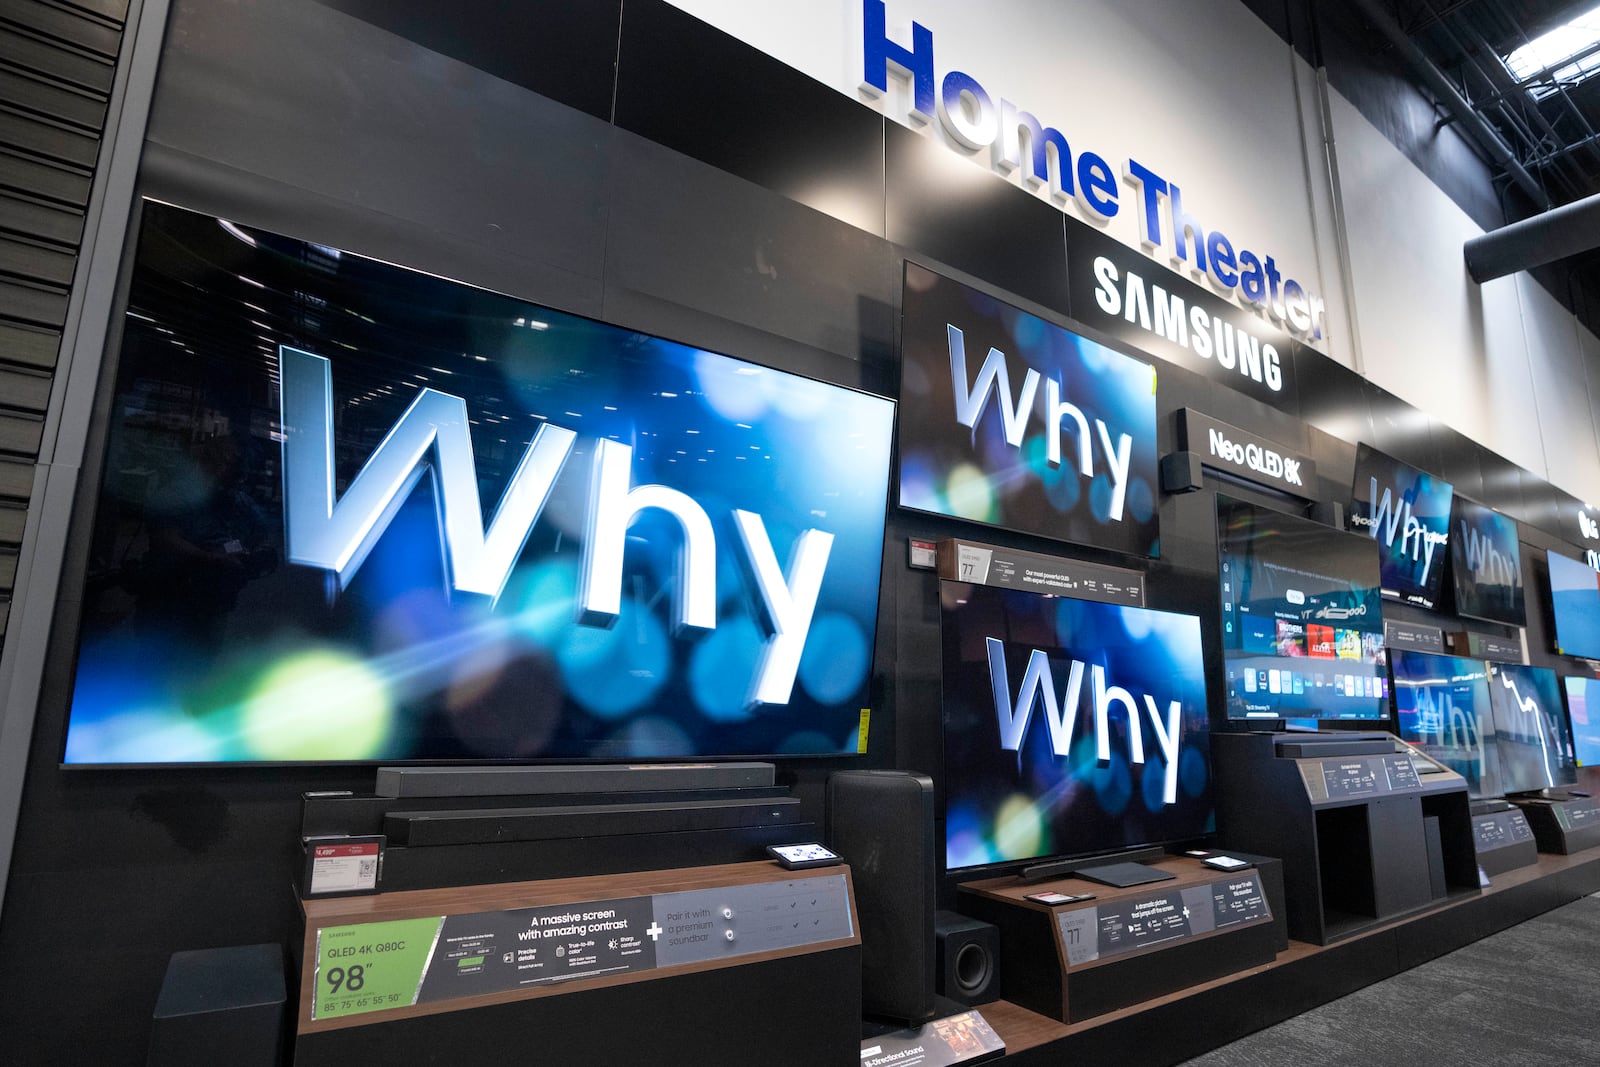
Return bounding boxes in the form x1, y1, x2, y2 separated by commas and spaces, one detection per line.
374, 762, 776, 798
386, 795, 804, 847
1273, 736, 1392, 760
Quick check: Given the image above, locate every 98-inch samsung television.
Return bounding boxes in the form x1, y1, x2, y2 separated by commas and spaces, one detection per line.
61, 200, 897, 764
1216, 496, 1389, 722
940, 581, 1213, 872
1390, 651, 1501, 798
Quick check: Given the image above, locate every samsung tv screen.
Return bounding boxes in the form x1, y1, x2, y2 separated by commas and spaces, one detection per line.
940, 581, 1213, 872
1448, 496, 1525, 626
1217, 497, 1388, 721
898, 262, 1159, 557
1391, 651, 1500, 798
61, 200, 896, 764
1486, 663, 1576, 793
1348, 444, 1453, 611
1549, 549, 1600, 660
1563, 676, 1600, 768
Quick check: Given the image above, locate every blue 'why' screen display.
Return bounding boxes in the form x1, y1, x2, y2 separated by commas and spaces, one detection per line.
62, 201, 896, 764
940, 581, 1212, 871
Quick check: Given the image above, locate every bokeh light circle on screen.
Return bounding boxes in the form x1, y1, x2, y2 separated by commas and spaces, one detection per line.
994, 794, 1046, 862
688, 615, 764, 722
946, 463, 996, 522
554, 596, 671, 719
797, 613, 871, 704
1180, 746, 1209, 797
239, 649, 393, 761
65, 708, 225, 764
695, 350, 771, 422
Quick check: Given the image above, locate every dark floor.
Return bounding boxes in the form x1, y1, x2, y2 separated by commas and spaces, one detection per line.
1178, 893, 1600, 1066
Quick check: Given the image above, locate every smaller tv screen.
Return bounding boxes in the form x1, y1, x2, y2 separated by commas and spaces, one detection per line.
940, 581, 1212, 872
1549, 550, 1600, 660
1391, 651, 1500, 798
1448, 496, 1525, 626
1348, 444, 1453, 611
1486, 663, 1576, 792
1562, 675, 1600, 768
1217, 496, 1388, 721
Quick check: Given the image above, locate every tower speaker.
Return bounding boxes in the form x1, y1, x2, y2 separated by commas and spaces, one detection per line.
826, 770, 937, 1024
934, 911, 1001, 1005
1160, 451, 1205, 494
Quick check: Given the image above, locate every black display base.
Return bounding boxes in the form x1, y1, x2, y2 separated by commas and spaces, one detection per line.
1509, 795, 1600, 855
1472, 807, 1540, 876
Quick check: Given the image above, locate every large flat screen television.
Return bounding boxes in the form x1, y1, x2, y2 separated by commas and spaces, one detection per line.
1216, 496, 1389, 721
1390, 651, 1501, 798
61, 200, 897, 764
1486, 663, 1576, 793
1448, 496, 1525, 626
940, 580, 1213, 872
1348, 444, 1453, 611
898, 262, 1159, 557
1548, 549, 1600, 660
1562, 675, 1600, 769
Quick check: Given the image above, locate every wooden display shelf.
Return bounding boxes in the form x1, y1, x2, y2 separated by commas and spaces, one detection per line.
296, 860, 858, 1035
968, 847, 1600, 1066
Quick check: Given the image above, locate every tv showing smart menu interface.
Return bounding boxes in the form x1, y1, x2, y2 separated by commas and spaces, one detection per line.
1391, 651, 1500, 798
1549, 549, 1600, 660
1448, 496, 1525, 626
1486, 663, 1576, 793
898, 262, 1159, 557
940, 581, 1212, 872
1349, 445, 1453, 611
1217, 497, 1388, 721
60, 201, 896, 764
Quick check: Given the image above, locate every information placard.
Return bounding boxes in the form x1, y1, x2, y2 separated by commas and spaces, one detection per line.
936, 539, 1145, 605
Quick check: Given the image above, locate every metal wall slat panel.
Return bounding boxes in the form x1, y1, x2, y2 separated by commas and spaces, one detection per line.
0, 321, 60, 369
0, 457, 34, 499
0, 27, 115, 93
0, 234, 76, 285
0, 68, 108, 130
0, 148, 92, 205
0, 192, 82, 244
0, 551, 16, 589
0, 597, 10, 637
1, 1, 122, 59
0, 502, 27, 542
0, 107, 100, 166
0, 366, 52, 412
0, 279, 68, 327
59, 0, 128, 26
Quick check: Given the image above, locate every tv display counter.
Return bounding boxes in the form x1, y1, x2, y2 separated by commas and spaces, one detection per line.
293, 861, 860, 1067
1212, 731, 1478, 945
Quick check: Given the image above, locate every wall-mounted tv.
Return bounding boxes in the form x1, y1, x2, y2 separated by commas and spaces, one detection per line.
1562, 676, 1600, 769
898, 262, 1159, 557
1216, 496, 1388, 721
1486, 663, 1576, 793
61, 200, 897, 764
1348, 444, 1453, 611
1548, 549, 1600, 660
940, 581, 1212, 872
1448, 496, 1525, 626
1390, 651, 1500, 798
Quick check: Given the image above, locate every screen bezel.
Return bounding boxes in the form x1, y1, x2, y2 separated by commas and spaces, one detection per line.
56, 198, 899, 768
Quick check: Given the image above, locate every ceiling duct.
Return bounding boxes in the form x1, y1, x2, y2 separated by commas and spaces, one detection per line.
1464, 187, 1600, 281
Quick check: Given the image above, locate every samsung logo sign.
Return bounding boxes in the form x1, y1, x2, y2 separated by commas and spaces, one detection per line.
860, 0, 1327, 344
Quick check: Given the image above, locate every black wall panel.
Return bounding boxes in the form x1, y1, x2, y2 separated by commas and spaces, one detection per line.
314, 0, 623, 122
884, 122, 1070, 316
613, 0, 886, 236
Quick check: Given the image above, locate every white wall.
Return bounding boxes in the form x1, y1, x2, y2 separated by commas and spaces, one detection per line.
667, 0, 1600, 502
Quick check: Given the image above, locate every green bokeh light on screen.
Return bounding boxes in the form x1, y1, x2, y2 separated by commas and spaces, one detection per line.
946, 462, 996, 523
240, 649, 393, 760
995, 793, 1046, 861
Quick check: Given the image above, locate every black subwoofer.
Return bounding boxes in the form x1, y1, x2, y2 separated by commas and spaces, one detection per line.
934, 911, 1001, 1005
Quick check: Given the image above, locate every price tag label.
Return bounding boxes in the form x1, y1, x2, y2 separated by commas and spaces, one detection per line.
313, 917, 444, 1021
956, 545, 993, 584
